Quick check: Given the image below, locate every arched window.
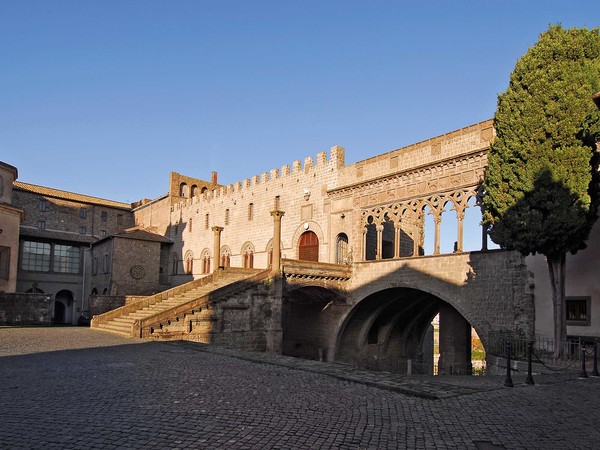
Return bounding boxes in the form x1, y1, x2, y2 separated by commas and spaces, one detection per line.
184, 251, 194, 274
336, 233, 349, 264
298, 231, 319, 262
220, 247, 231, 269
172, 253, 179, 275
179, 183, 189, 198
191, 185, 198, 197
365, 216, 377, 260
201, 249, 211, 274
242, 243, 254, 269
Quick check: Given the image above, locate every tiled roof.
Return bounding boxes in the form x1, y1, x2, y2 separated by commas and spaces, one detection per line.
20, 226, 97, 244
13, 181, 132, 210
114, 228, 173, 243
93, 227, 173, 245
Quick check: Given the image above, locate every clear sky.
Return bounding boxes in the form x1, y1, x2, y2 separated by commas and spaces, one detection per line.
1, 0, 598, 204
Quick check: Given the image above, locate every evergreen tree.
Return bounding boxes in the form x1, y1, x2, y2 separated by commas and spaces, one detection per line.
483, 25, 600, 356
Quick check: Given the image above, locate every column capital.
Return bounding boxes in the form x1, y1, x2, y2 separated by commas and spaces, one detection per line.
270, 210, 285, 218
211, 226, 224, 233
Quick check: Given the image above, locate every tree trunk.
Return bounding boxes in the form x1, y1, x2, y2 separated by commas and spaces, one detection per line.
546, 253, 566, 358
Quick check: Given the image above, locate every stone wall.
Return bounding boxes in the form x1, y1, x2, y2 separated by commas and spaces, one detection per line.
89, 295, 146, 317
0, 293, 51, 325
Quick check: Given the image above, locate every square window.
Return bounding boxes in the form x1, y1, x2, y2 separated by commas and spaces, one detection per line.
100, 230, 107, 237
37, 220, 46, 231
101, 211, 108, 222
38, 199, 48, 212
566, 297, 590, 326
80, 208, 87, 219
21, 241, 51, 272
79, 226, 86, 235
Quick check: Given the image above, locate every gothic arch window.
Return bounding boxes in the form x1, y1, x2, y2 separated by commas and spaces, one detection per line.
382, 213, 395, 259
242, 243, 255, 269
201, 249, 211, 274
184, 251, 194, 274
179, 183, 189, 198
171, 253, 179, 275
298, 231, 319, 262
364, 216, 377, 261
336, 233, 349, 264
220, 246, 231, 269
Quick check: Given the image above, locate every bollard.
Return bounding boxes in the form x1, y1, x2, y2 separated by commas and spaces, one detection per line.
525, 341, 535, 385
504, 341, 514, 387
579, 344, 588, 379
592, 343, 599, 377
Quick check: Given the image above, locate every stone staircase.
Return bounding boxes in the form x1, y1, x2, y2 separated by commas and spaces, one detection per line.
90, 268, 270, 338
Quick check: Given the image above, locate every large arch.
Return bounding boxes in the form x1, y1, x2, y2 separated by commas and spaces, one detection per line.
335, 287, 476, 375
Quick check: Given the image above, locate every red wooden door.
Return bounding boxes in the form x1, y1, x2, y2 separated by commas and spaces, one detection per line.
299, 231, 319, 262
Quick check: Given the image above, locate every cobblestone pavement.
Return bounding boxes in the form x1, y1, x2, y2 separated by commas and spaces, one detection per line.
1, 327, 599, 449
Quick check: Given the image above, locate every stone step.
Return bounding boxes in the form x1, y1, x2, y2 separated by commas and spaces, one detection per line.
97, 322, 131, 336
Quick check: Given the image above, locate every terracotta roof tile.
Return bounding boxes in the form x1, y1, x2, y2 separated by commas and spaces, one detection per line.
13, 181, 132, 210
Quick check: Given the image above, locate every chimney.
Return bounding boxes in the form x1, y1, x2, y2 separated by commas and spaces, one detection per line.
211, 171, 218, 186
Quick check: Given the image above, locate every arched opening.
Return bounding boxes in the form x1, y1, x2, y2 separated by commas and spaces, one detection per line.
200, 187, 208, 195
179, 183, 189, 198
298, 231, 319, 262
91, 288, 98, 296
439, 200, 456, 254
463, 196, 482, 252
335, 288, 481, 375
422, 205, 435, 255
220, 246, 231, 269
364, 216, 377, 260
184, 251, 194, 274
54, 290, 74, 324
382, 214, 395, 259
282, 285, 346, 361
200, 249, 211, 274
171, 253, 179, 275
335, 233, 349, 264
191, 185, 198, 197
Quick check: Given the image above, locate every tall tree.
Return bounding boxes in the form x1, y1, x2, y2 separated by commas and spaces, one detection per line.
482, 25, 600, 356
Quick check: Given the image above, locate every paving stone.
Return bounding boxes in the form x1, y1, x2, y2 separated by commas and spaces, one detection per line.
1, 327, 599, 449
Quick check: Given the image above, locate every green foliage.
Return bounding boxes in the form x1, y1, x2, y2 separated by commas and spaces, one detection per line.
483, 25, 600, 258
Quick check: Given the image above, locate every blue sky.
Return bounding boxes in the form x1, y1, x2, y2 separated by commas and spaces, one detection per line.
1, 0, 598, 204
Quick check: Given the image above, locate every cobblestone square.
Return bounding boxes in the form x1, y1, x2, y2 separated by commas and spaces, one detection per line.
1, 328, 599, 449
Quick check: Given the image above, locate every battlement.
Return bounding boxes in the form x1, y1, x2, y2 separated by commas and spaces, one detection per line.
169, 145, 345, 210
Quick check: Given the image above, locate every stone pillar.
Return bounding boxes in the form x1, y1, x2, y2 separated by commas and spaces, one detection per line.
270, 210, 285, 274
438, 303, 472, 375
362, 229, 367, 261
212, 226, 223, 272
456, 212, 464, 253
376, 224, 384, 260
434, 215, 441, 255
394, 224, 401, 258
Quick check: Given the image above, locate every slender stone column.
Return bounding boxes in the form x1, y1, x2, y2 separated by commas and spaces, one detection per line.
394, 224, 401, 258
376, 224, 384, 260
270, 210, 285, 274
362, 229, 367, 260
212, 226, 224, 272
434, 216, 441, 255
456, 212, 464, 253
481, 223, 488, 251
